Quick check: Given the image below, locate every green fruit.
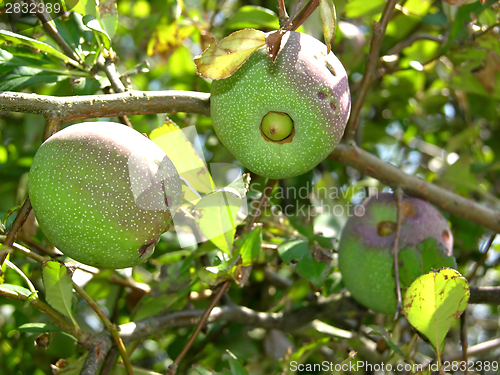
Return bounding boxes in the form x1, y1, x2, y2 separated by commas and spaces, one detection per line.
28, 122, 182, 269
261, 112, 294, 142
211, 31, 351, 179
338, 193, 455, 314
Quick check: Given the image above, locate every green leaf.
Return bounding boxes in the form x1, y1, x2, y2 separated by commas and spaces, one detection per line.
194, 28, 266, 80
294, 250, 329, 287
194, 185, 247, 255
403, 268, 469, 353
237, 226, 262, 266
278, 240, 329, 286
278, 240, 309, 263
197, 257, 239, 285
227, 351, 249, 375
0, 283, 32, 297
17, 323, 63, 333
0, 66, 68, 91
42, 261, 77, 326
98, 0, 118, 40
191, 366, 215, 375
151, 123, 214, 197
398, 238, 456, 288
344, 0, 385, 18
318, 0, 336, 53
368, 325, 410, 362
0, 48, 67, 73
0, 30, 80, 67
224, 6, 280, 30
83, 15, 111, 49
440, 0, 498, 54
421, 239, 457, 271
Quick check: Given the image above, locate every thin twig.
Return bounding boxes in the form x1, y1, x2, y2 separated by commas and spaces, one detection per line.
0, 198, 33, 271
467, 233, 496, 282
276, 0, 289, 27
344, 0, 399, 141
386, 33, 445, 56
392, 187, 404, 319
100, 347, 120, 375
25, 0, 83, 64
73, 283, 134, 375
167, 280, 231, 374
244, 179, 279, 232
0, 286, 78, 335
460, 309, 469, 373
101, 57, 133, 127
329, 143, 500, 233
288, 0, 318, 31
1, 113, 62, 271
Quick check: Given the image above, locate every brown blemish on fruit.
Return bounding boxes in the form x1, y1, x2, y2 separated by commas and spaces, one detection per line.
330, 102, 337, 111
326, 61, 336, 76
138, 240, 156, 256
377, 221, 397, 237
317, 92, 327, 99
401, 201, 415, 218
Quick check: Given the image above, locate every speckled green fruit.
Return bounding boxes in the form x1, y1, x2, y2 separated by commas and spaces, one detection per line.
211, 31, 351, 179
338, 193, 455, 315
28, 122, 182, 269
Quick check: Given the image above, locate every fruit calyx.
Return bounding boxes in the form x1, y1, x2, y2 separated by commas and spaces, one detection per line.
260, 111, 295, 143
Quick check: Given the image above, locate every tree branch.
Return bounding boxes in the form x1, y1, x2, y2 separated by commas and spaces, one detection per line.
0, 90, 210, 123
25, 0, 83, 64
0, 198, 32, 270
80, 334, 112, 375
329, 143, 500, 233
469, 286, 500, 305
344, 0, 399, 141
0, 287, 77, 334
73, 283, 134, 375
119, 286, 500, 345
1, 90, 499, 236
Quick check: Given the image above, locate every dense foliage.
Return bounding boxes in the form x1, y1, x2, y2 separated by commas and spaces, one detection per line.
0, 0, 499, 374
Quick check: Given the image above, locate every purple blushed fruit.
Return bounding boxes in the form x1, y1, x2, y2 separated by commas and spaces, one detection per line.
210, 31, 351, 179
28, 122, 182, 269
338, 193, 455, 314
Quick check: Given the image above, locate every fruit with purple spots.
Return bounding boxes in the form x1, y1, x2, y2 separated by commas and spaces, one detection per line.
210, 31, 351, 179
28, 122, 182, 269
338, 193, 455, 314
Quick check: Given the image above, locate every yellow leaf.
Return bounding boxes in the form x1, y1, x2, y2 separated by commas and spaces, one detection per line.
194, 28, 266, 80
319, 0, 337, 54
